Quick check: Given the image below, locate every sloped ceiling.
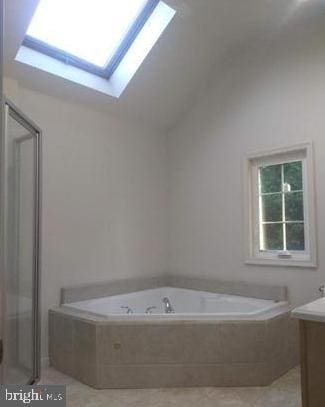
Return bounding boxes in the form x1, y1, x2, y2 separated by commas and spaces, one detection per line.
3, 0, 319, 131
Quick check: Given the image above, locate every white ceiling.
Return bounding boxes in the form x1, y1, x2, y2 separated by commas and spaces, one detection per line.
3, 0, 322, 131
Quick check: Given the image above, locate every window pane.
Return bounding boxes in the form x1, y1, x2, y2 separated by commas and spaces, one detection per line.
285, 192, 304, 221
262, 224, 283, 251
260, 164, 282, 193
286, 223, 305, 251
26, 0, 148, 68
261, 194, 282, 222
284, 161, 302, 191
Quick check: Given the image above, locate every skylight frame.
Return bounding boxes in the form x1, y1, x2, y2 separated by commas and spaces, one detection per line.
22, 0, 160, 79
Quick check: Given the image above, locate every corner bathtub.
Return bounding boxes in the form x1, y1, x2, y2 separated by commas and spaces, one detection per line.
49, 284, 299, 389
62, 287, 288, 321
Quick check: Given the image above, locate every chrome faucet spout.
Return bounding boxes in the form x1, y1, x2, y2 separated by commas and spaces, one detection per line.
319, 285, 325, 298
163, 297, 175, 314
145, 306, 157, 314
121, 306, 133, 314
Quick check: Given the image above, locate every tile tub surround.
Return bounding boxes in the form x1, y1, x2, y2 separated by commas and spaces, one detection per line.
60, 275, 288, 304
167, 275, 288, 303
49, 309, 298, 389
60, 276, 168, 305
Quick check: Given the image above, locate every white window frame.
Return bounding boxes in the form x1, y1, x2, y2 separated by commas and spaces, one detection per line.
245, 143, 317, 268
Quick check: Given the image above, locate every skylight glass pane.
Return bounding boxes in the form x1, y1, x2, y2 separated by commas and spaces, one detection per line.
26, 0, 149, 68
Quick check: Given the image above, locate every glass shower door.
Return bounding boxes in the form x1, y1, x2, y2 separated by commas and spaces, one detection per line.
0, 0, 4, 386
1, 100, 41, 384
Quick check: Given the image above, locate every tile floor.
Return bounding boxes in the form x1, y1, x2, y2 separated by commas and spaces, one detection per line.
39, 367, 302, 407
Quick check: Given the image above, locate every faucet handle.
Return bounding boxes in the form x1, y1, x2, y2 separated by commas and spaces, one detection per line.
319, 285, 325, 297
121, 306, 133, 314
145, 306, 157, 314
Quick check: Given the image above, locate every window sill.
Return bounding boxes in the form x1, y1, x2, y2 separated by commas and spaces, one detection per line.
246, 257, 317, 269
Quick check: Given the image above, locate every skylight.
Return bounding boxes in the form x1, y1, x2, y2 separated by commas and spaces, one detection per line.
24, 0, 160, 76
18, 0, 176, 97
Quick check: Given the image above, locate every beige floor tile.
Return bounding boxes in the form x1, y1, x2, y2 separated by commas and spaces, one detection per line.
39, 366, 301, 407
253, 388, 302, 407
253, 368, 302, 407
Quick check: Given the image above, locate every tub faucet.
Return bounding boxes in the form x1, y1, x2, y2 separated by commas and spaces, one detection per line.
145, 306, 157, 314
163, 297, 175, 314
121, 306, 133, 314
319, 285, 325, 298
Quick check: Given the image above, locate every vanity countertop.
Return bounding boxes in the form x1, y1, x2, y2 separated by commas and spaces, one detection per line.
292, 297, 325, 323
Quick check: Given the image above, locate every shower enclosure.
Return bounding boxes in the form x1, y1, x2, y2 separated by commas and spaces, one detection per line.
0, 99, 41, 384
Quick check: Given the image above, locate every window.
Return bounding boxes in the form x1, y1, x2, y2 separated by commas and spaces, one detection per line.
259, 161, 305, 252
246, 144, 317, 267
23, 0, 162, 78
17, 0, 176, 97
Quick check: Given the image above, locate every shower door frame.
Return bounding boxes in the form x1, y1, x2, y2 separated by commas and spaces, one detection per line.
0, 0, 4, 385
1, 97, 42, 384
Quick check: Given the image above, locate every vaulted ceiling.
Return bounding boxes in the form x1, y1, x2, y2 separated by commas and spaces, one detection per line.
4, 0, 324, 131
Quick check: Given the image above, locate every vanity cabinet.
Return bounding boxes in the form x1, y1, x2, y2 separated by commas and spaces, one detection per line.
299, 319, 325, 407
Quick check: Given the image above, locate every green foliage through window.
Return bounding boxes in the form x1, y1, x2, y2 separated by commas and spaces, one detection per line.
259, 161, 305, 252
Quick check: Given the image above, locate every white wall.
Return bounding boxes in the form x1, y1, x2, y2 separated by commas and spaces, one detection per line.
5, 8, 325, 362
167, 16, 325, 307
4, 77, 168, 358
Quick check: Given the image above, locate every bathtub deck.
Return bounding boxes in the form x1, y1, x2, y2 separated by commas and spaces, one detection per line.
51, 277, 296, 389
49, 308, 298, 389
